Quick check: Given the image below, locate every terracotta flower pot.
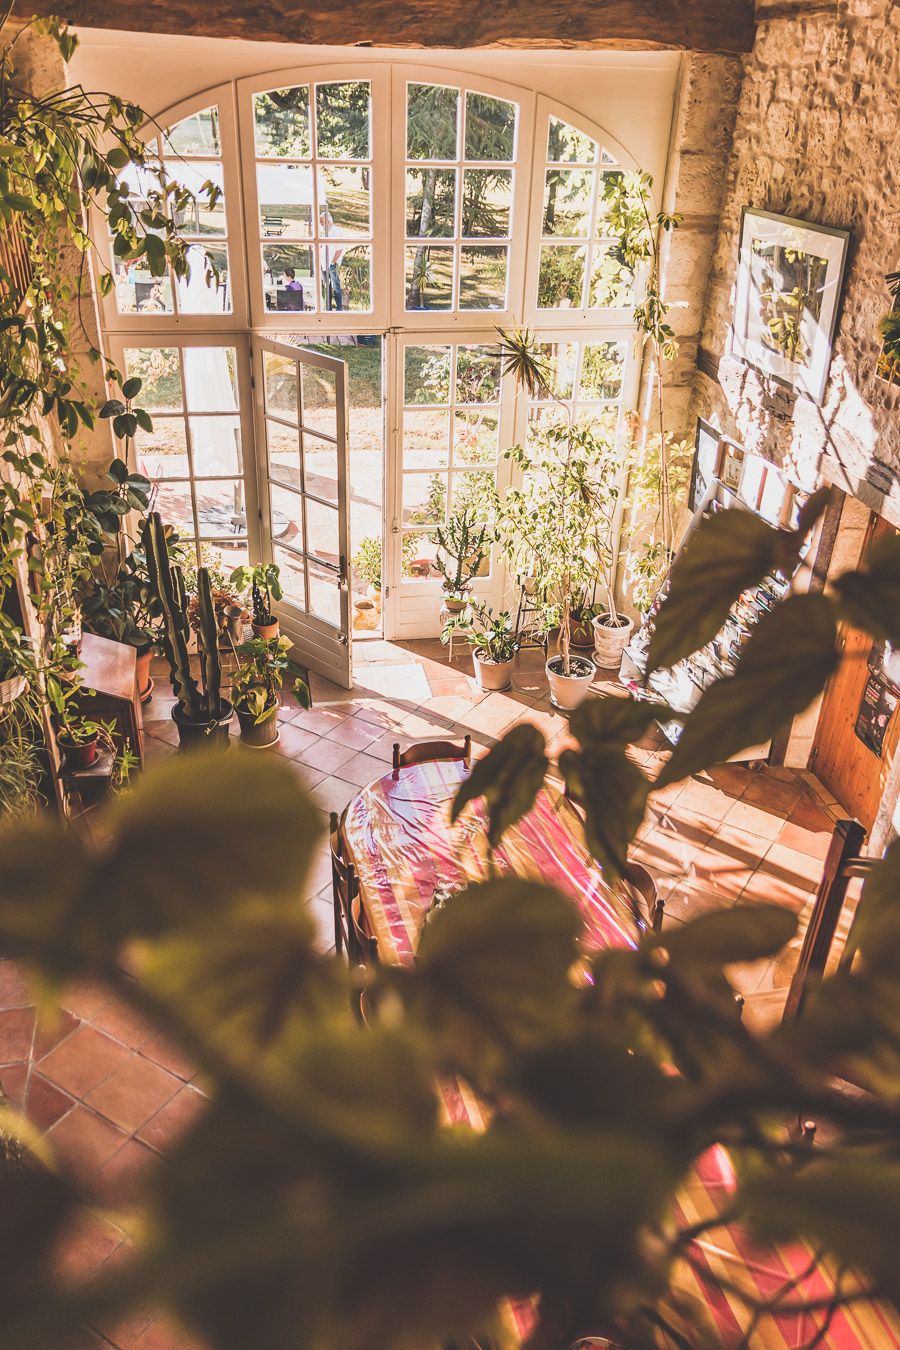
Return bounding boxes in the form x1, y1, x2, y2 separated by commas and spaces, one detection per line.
135, 647, 153, 702
58, 732, 100, 770
251, 618, 280, 641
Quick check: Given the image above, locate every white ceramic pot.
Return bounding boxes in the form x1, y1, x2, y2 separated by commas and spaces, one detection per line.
473, 651, 514, 692
545, 654, 596, 710
592, 613, 635, 669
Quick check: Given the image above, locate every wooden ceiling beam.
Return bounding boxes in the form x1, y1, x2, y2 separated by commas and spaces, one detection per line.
28, 0, 756, 55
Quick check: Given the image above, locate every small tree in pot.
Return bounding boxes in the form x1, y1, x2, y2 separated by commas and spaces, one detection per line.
230, 563, 283, 639
230, 636, 311, 750
441, 603, 520, 692
433, 507, 491, 612
143, 513, 233, 749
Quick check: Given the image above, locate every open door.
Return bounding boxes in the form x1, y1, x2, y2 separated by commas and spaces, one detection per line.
252, 335, 352, 688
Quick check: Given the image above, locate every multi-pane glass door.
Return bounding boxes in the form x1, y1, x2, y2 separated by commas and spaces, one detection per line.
253, 336, 352, 687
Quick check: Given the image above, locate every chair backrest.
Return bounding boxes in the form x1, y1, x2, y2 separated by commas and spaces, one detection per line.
392, 734, 472, 773
330, 810, 362, 964
618, 860, 664, 934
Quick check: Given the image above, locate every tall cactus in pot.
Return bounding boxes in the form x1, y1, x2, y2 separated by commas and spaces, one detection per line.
196, 566, 224, 718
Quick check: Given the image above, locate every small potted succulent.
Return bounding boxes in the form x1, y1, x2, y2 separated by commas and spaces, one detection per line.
434, 508, 491, 614
442, 603, 520, 692
143, 513, 234, 749
230, 563, 283, 639
231, 636, 311, 749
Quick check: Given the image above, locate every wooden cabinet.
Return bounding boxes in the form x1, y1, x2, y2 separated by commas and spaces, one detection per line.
74, 633, 145, 764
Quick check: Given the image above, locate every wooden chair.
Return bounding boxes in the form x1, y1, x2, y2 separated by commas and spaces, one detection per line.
392, 734, 472, 773
619, 860, 665, 935
329, 811, 378, 967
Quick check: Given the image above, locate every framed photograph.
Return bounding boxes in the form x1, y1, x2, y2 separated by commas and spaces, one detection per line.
689, 418, 720, 512
876, 271, 900, 387
731, 208, 850, 403
720, 440, 744, 493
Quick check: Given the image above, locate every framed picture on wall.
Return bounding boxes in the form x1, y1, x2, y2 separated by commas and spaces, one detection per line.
689, 418, 721, 511
731, 208, 850, 404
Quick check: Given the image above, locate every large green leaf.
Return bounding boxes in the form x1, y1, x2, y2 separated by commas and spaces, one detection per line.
832, 534, 900, 643
663, 904, 796, 966
0, 821, 91, 973
646, 510, 781, 675
570, 695, 672, 748
657, 594, 839, 788
412, 879, 582, 1074
94, 751, 323, 943
843, 838, 900, 974
451, 723, 548, 848
559, 745, 649, 885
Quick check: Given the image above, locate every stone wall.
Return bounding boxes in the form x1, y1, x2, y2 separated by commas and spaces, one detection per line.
688, 0, 900, 523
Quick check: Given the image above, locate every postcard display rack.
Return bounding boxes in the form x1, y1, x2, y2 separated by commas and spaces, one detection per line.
622, 449, 807, 758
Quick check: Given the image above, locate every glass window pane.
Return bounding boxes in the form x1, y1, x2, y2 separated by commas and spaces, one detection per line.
135, 417, 189, 481
580, 342, 626, 400
177, 244, 230, 315
190, 415, 242, 477
402, 531, 439, 580
580, 405, 619, 439
459, 245, 507, 310
542, 168, 593, 238
318, 166, 370, 237
407, 84, 458, 160
263, 245, 315, 312
595, 168, 625, 231
308, 560, 341, 625
320, 243, 370, 313
183, 347, 238, 412
451, 469, 496, 522
534, 342, 577, 400
306, 499, 340, 566
301, 362, 335, 428
403, 472, 447, 526
404, 346, 451, 405
164, 107, 220, 157
124, 347, 183, 411
538, 244, 586, 309
170, 162, 226, 235
455, 345, 501, 404
465, 93, 516, 162
405, 245, 453, 311
270, 485, 304, 550
114, 258, 173, 315
403, 410, 450, 469
274, 544, 307, 608
155, 480, 195, 537
315, 82, 370, 160
405, 168, 456, 239
264, 352, 298, 421
206, 538, 249, 576
267, 420, 301, 490
461, 169, 511, 238
254, 88, 310, 159
258, 163, 313, 239
454, 409, 499, 465
589, 247, 633, 308
547, 116, 597, 164
196, 479, 246, 540
303, 434, 339, 507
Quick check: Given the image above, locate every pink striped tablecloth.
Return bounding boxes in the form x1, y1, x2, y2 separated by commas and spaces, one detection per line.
343, 760, 900, 1349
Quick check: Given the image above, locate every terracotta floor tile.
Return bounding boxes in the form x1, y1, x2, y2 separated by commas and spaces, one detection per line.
335, 751, 393, 789
777, 816, 833, 859
92, 1136, 160, 1206
460, 691, 523, 737
739, 773, 803, 818
33, 1007, 81, 1058
90, 1000, 159, 1051
60, 980, 114, 1022
139, 1034, 195, 1083
46, 1104, 128, 1175
723, 797, 786, 841
737, 869, 811, 913
689, 852, 757, 902
308, 775, 358, 817
0, 960, 33, 1010
27, 1072, 76, 1129
298, 705, 352, 737
0, 1006, 35, 1064
660, 881, 738, 924
351, 699, 409, 730
289, 761, 328, 793
629, 833, 691, 878
39, 1023, 132, 1098
0, 1062, 28, 1109
295, 736, 355, 774
658, 806, 721, 847
143, 716, 179, 746
305, 892, 337, 954
675, 778, 735, 821
272, 722, 320, 759
53, 1211, 126, 1286
143, 734, 176, 767
325, 717, 382, 751
758, 841, 823, 891
700, 762, 753, 799
85, 1054, 182, 1134
138, 1084, 207, 1152
786, 792, 836, 834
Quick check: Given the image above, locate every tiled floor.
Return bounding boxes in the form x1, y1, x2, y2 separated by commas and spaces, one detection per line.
0, 638, 848, 1349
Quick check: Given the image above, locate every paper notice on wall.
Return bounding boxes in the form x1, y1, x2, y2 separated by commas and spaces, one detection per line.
855, 671, 898, 757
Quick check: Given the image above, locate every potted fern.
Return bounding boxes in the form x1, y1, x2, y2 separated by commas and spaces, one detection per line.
230, 563, 283, 639
231, 636, 311, 750
143, 513, 234, 748
442, 603, 520, 691
434, 508, 491, 613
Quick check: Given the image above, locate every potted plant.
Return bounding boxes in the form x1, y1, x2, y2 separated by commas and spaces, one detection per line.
56, 712, 116, 771
143, 513, 234, 749
434, 508, 491, 613
442, 603, 520, 692
353, 536, 383, 606
230, 563, 283, 639
231, 636, 311, 749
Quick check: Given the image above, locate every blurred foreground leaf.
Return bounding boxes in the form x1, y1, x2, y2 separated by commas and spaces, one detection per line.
452, 724, 548, 849
832, 534, 900, 643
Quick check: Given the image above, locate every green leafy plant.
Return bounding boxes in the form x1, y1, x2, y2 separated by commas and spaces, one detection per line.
352, 535, 383, 590
442, 602, 520, 665
230, 563, 283, 627
877, 306, 900, 385
230, 636, 311, 725
433, 506, 492, 595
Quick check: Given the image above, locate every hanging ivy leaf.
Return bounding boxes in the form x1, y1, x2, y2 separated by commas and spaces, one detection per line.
451, 723, 548, 848
658, 594, 840, 787
832, 535, 900, 643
